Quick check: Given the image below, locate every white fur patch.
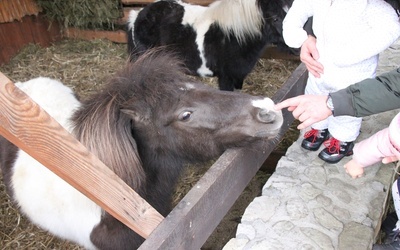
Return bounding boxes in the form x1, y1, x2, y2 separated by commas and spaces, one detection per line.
179, 0, 207, 25
12, 77, 101, 249
252, 98, 275, 110
127, 10, 138, 31
180, 2, 214, 77
183, 82, 196, 89
204, 0, 263, 44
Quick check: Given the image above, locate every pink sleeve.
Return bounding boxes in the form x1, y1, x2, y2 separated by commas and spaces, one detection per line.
352, 128, 394, 167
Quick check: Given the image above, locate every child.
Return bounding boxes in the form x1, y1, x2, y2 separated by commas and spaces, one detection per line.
344, 112, 400, 249
282, 0, 400, 163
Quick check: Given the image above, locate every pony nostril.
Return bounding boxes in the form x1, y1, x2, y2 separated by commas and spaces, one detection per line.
258, 109, 276, 123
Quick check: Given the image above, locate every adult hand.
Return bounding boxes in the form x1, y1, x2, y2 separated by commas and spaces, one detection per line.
382, 155, 399, 164
274, 95, 332, 130
344, 159, 364, 179
300, 36, 324, 78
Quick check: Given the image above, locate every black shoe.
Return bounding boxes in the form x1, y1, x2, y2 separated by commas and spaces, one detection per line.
382, 212, 399, 243
301, 128, 329, 151
318, 137, 354, 164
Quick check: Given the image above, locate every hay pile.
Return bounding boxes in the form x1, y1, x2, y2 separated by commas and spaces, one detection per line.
0, 39, 299, 249
36, 0, 122, 30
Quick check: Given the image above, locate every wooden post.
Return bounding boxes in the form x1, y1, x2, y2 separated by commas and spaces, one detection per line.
0, 72, 164, 239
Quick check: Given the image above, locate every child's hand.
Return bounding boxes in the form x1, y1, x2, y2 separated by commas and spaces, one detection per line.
382, 155, 399, 164
344, 159, 364, 178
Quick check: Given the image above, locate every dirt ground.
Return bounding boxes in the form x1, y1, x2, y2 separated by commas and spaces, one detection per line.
0, 39, 299, 249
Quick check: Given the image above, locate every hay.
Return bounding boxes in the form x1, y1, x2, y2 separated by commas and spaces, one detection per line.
36, 0, 122, 30
2, 39, 128, 97
0, 39, 300, 249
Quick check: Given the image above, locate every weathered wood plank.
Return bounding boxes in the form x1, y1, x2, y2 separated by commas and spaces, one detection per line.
0, 15, 62, 65
138, 63, 308, 249
0, 72, 164, 239
262, 46, 300, 61
64, 28, 127, 43
0, 0, 41, 23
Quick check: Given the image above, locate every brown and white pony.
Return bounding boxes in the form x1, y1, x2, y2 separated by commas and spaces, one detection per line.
0, 51, 283, 249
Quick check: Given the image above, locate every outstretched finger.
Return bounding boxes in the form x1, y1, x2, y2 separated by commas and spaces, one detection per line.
274, 97, 299, 110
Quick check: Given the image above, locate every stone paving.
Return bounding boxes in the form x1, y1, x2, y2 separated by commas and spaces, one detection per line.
223, 39, 400, 250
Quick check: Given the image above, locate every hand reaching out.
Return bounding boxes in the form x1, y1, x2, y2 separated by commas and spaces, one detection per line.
344, 156, 398, 179
274, 95, 332, 130
382, 155, 399, 164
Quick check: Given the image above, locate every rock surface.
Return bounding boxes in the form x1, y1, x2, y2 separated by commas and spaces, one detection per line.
224, 39, 400, 250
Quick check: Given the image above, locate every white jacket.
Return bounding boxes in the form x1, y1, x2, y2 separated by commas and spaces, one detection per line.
283, 0, 400, 88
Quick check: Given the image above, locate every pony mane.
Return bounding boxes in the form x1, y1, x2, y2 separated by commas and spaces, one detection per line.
204, 0, 263, 44
72, 93, 145, 191
71, 51, 189, 191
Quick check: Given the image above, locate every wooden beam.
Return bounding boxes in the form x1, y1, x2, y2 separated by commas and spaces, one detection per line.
0, 15, 62, 65
0, 72, 164, 239
138, 63, 308, 249
64, 28, 127, 43
262, 46, 300, 61
0, 0, 42, 23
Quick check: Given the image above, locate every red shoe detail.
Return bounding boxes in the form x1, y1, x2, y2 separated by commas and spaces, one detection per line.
323, 137, 341, 154
304, 129, 320, 143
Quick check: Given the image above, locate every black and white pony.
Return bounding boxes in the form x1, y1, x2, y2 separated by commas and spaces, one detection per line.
127, 0, 297, 91
0, 52, 283, 249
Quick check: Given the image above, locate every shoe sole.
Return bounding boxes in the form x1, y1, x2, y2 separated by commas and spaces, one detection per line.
318, 150, 353, 164
301, 142, 322, 151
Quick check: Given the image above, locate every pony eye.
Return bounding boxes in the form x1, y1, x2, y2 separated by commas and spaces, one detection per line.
180, 111, 192, 121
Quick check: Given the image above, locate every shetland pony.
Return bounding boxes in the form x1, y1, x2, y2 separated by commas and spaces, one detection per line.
127, 0, 298, 91
0, 52, 283, 249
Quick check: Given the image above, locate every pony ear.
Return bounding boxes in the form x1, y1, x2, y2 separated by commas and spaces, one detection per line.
121, 109, 148, 124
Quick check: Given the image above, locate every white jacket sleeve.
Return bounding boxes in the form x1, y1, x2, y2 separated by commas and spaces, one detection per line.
282, 0, 313, 48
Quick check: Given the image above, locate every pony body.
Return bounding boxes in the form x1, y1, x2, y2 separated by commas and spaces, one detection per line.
0, 52, 283, 249
127, 0, 297, 91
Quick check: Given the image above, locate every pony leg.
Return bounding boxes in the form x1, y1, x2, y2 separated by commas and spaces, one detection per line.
218, 75, 244, 91
90, 213, 144, 250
